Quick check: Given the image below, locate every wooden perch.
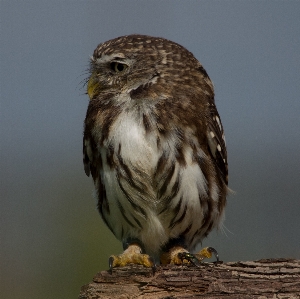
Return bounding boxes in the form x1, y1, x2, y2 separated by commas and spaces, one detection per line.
79, 258, 300, 298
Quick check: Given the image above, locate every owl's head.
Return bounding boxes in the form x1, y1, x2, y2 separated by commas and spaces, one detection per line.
87, 35, 213, 101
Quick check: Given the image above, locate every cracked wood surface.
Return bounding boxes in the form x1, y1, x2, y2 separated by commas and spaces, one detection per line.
79, 258, 300, 298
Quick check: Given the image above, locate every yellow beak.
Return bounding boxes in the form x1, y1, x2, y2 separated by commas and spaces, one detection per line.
87, 72, 99, 100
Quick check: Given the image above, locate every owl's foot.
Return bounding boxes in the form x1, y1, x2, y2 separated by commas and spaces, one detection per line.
160, 246, 189, 265
109, 243, 155, 274
179, 247, 220, 267
160, 246, 219, 267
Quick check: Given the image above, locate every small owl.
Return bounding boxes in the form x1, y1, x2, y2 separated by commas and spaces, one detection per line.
83, 35, 228, 269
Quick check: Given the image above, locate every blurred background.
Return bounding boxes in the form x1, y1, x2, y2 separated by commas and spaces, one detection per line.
1, 1, 300, 298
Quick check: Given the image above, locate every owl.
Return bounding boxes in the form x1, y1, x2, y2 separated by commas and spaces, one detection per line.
83, 35, 228, 270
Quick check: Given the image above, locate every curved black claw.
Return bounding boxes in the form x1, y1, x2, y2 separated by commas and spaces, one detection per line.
207, 247, 220, 263
149, 256, 156, 275
108, 256, 114, 274
178, 252, 201, 267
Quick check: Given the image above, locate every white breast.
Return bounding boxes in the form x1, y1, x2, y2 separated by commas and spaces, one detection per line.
97, 107, 220, 256
110, 112, 159, 170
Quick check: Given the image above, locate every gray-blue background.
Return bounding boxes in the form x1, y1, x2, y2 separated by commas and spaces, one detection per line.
1, 1, 300, 298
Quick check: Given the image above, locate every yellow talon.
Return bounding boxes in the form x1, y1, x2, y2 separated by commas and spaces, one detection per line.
160, 246, 219, 267
160, 246, 190, 265
194, 247, 219, 262
109, 244, 154, 273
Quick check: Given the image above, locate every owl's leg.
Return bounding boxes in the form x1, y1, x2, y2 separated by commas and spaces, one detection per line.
109, 242, 155, 274
160, 243, 219, 266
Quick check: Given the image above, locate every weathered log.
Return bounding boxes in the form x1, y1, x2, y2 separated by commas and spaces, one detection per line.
79, 258, 300, 298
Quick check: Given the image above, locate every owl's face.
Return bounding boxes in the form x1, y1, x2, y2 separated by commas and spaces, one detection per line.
87, 35, 213, 102
87, 52, 154, 97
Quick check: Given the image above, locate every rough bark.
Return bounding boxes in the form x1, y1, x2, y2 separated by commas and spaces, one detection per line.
79, 258, 300, 299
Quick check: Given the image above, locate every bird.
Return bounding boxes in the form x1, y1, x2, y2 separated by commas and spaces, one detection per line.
83, 34, 228, 270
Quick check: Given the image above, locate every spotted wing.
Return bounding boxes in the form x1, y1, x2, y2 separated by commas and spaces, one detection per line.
207, 101, 228, 184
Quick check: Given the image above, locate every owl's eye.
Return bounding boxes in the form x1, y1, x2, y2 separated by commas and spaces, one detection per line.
110, 62, 127, 73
